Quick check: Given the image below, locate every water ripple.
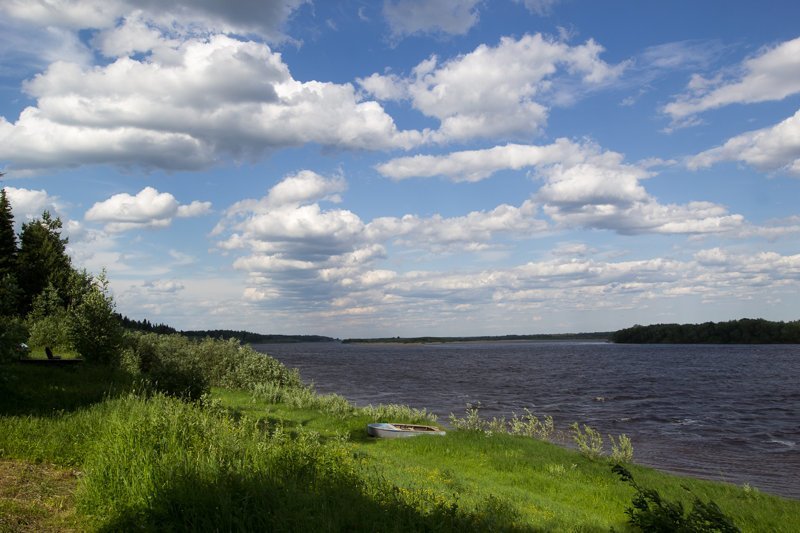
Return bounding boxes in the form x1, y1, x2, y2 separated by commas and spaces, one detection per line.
253, 341, 800, 499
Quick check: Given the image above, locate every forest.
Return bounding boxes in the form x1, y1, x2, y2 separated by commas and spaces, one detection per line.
611, 318, 800, 344
0, 187, 121, 363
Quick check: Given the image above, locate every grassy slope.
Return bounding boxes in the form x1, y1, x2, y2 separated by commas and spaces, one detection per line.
218, 389, 799, 532
0, 365, 798, 531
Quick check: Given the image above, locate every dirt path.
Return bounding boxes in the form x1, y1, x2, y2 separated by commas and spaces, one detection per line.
0, 459, 81, 532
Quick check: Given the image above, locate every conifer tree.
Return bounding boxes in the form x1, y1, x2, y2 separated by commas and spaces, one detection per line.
0, 186, 17, 277
16, 211, 72, 315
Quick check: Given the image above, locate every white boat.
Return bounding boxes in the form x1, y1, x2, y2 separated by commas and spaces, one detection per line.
367, 422, 446, 438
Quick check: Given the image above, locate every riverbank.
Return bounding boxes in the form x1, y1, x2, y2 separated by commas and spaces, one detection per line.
1, 360, 798, 531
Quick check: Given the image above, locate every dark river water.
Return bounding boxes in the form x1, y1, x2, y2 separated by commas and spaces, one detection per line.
252, 341, 800, 499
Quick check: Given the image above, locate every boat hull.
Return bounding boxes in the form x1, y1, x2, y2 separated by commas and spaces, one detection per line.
367, 423, 446, 438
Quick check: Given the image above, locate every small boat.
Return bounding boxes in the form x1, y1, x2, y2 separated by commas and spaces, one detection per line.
367, 422, 446, 438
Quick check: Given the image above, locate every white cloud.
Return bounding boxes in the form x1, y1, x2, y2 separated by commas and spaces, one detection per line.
142, 279, 185, 293
3, 186, 63, 226
264, 170, 346, 208
383, 0, 481, 38
177, 201, 213, 218
378, 139, 746, 235
688, 108, 800, 176
516, 0, 561, 16
1, 0, 308, 42
85, 186, 211, 232
0, 34, 422, 174
359, 33, 626, 142
365, 200, 547, 250
215, 171, 555, 312
377, 138, 586, 181
665, 36, 800, 122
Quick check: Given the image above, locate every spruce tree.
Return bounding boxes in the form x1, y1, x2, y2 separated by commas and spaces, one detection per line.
0, 187, 17, 277
16, 211, 73, 315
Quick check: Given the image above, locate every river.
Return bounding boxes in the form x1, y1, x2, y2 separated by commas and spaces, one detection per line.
252, 341, 800, 499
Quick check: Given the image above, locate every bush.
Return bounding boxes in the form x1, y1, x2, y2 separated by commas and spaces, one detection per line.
0, 315, 28, 362
610, 433, 634, 463
570, 423, 604, 460
70, 274, 123, 365
146, 358, 209, 401
509, 409, 554, 440
123, 332, 301, 401
613, 464, 740, 532
28, 312, 73, 352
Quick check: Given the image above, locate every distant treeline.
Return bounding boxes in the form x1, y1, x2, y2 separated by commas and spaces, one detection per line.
117, 315, 334, 344
181, 330, 334, 344
342, 333, 612, 344
611, 318, 800, 344
116, 314, 177, 335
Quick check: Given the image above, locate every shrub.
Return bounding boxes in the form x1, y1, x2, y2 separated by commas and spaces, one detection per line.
123, 332, 301, 401
449, 403, 486, 431
609, 433, 634, 463
0, 315, 28, 362
361, 403, 438, 424
613, 464, 740, 532
509, 409, 555, 440
70, 274, 123, 365
570, 423, 604, 460
28, 312, 73, 351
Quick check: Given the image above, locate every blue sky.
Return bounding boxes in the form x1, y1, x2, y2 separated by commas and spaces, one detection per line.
1, 0, 799, 337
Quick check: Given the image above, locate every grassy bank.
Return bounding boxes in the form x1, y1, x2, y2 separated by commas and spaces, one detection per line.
1, 345, 798, 531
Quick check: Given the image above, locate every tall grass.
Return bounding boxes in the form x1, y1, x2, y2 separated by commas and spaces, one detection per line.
251, 380, 438, 423
73, 393, 520, 531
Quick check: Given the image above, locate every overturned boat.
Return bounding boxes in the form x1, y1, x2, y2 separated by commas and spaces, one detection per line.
367, 422, 446, 438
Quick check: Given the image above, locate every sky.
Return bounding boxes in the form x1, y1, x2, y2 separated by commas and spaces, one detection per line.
1, 0, 799, 337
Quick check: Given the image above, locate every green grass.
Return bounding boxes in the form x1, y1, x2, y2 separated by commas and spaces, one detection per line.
216, 389, 800, 532
0, 364, 798, 531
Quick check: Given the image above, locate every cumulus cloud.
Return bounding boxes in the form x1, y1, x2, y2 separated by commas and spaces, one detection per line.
383, 0, 481, 38
378, 139, 745, 235
85, 187, 211, 232
377, 138, 586, 181
214, 171, 555, 311
1, 0, 308, 42
688, 108, 800, 176
142, 279, 185, 293
234, 240, 800, 334
3, 186, 64, 226
359, 33, 626, 142
0, 33, 422, 174
665, 36, 800, 123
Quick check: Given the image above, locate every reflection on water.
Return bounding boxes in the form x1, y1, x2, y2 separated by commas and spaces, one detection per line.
253, 341, 800, 499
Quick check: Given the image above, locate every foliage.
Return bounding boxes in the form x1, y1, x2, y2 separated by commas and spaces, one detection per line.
0, 315, 28, 363
610, 433, 635, 463
449, 403, 487, 432
0, 188, 16, 278
116, 313, 177, 334
571, 423, 605, 460
613, 464, 740, 532
0, 273, 22, 316
123, 332, 302, 400
612, 319, 800, 344
449, 403, 555, 440
360, 403, 438, 424
26, 283, 72, 351
15, 211, 72, 315
69, 272, 123, 365
509, 408, 555, 440
28, 313, 73, 352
